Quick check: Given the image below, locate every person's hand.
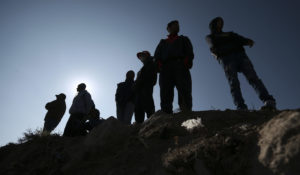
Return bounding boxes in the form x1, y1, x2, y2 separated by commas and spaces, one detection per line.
184, 57, 193, 69
248, 39, 254, 48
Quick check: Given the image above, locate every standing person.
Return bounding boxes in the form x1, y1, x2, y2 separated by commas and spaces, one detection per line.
115, 70, 135, 124
63, 83, 95, 136
206, 17, 276, 110
154, 20, 194, 114
42, 93, 66, 135
134, 51, 157, 123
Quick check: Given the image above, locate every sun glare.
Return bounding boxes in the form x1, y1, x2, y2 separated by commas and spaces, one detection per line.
69, 77, 97, 96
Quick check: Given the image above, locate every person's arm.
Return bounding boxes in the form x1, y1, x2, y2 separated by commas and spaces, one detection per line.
45, 101, 56, 110
134, 70, 143, 92
183, 36, 194, 69
206, 35, 219, 60
84, 93, 95, 114
154, 40, 164, 72
232, 32, 254, 47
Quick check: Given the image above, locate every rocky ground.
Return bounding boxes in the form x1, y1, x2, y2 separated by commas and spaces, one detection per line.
0, 109, 300, 175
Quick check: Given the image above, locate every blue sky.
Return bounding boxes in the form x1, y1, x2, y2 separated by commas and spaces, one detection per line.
0, 0, 299, 146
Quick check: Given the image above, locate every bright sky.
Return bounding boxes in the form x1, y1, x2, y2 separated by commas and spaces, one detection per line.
0, 0, 299, 146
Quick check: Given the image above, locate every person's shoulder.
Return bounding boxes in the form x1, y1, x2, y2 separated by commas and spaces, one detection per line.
227, 31, 237, 35
117, 82, 125, 86
206, 34, 213, 40
82, 90, 91, 97
158, 38, 166, 44
180, 35, 192, 43
179, 35, 189, 39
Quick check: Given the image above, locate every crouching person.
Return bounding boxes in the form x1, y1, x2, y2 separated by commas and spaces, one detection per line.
42, 93, 66, 135
134, 51, 157, 123
63, 83, 95, 137
84, 108, 103, 132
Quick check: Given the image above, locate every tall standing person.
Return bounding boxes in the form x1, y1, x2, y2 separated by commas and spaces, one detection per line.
63, 83, 95, 136
154, 20, 194, 114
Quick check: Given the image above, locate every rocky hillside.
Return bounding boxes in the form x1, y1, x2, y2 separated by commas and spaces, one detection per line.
0, 109, 300, 175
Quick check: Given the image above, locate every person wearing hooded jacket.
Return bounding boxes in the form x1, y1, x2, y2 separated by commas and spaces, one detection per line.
206, 17, 276, 110
134, 51, 157, 123
42, 93, 66, 135
154, 20, 194, 114
63, 83, 95, 136
115, 70, 135, 124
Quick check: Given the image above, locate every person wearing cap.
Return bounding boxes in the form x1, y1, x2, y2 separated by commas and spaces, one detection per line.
206, 17, 276, 110
115, 71, 135, 124
42, 93, 66, 135
63, 83, 95, 136
134, 51, 157, 123
154, 20, 194, 114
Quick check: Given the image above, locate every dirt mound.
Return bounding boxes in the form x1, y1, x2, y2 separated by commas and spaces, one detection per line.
0, 110, 299, 175
259, 111, 300, 175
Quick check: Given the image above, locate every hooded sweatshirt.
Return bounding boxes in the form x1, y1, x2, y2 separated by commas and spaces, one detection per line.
69, 90, 95, 115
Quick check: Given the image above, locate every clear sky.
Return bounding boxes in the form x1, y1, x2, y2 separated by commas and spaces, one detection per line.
0, 0, 299, 146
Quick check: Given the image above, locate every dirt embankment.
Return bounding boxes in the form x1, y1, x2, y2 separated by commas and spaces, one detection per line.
0, 109, 299, 175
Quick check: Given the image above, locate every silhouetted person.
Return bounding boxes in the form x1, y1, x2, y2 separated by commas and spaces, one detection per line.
206, 17, 276, 110
84, 108, 103, 132
42, 93, 66, 135
154, 20, 194, 114
115, 70, 135, 124
134, 51, 157, 123
63, 83, 95, 136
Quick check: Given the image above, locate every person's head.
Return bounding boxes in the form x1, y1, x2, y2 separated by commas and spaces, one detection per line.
137, 51, 151, 63
77, 83, 86, 92
90, 108, 100, 119
167, 20, 179, 35
56, 93, 66, 100
209, 17, 224, 33
126, 70, 135, 81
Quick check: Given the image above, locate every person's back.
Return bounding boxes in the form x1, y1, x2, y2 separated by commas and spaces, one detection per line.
115, 70, 135, 124
116, 80, 135, 107
69, 90, 94, 115
206, 31, 249, 59
43, 93, 66, 135
135, 54, 157, 92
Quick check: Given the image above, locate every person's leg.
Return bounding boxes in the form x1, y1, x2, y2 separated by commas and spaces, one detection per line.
223, 61, 247, 110
159, 65, 175, 113
135, 94, 145, 123
63, 114, 86, 137
123, 102, 135, 125
143, 87, 155, 119
240, 57, 276, 108
63, 115, 75, 136
174, 63, 192, 112
116, 103, 123, 122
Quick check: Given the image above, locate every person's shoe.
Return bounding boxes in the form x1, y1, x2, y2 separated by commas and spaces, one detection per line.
237, 104, 248, 111
261, 100, 277, 110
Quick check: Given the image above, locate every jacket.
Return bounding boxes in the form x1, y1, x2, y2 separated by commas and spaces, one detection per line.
44, 99, 66, 121
69, 90, 95, 115
206, 31, 251, 58
115, 79, 135, 106
134, 58, 157, 92
154, 35, 194, 68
